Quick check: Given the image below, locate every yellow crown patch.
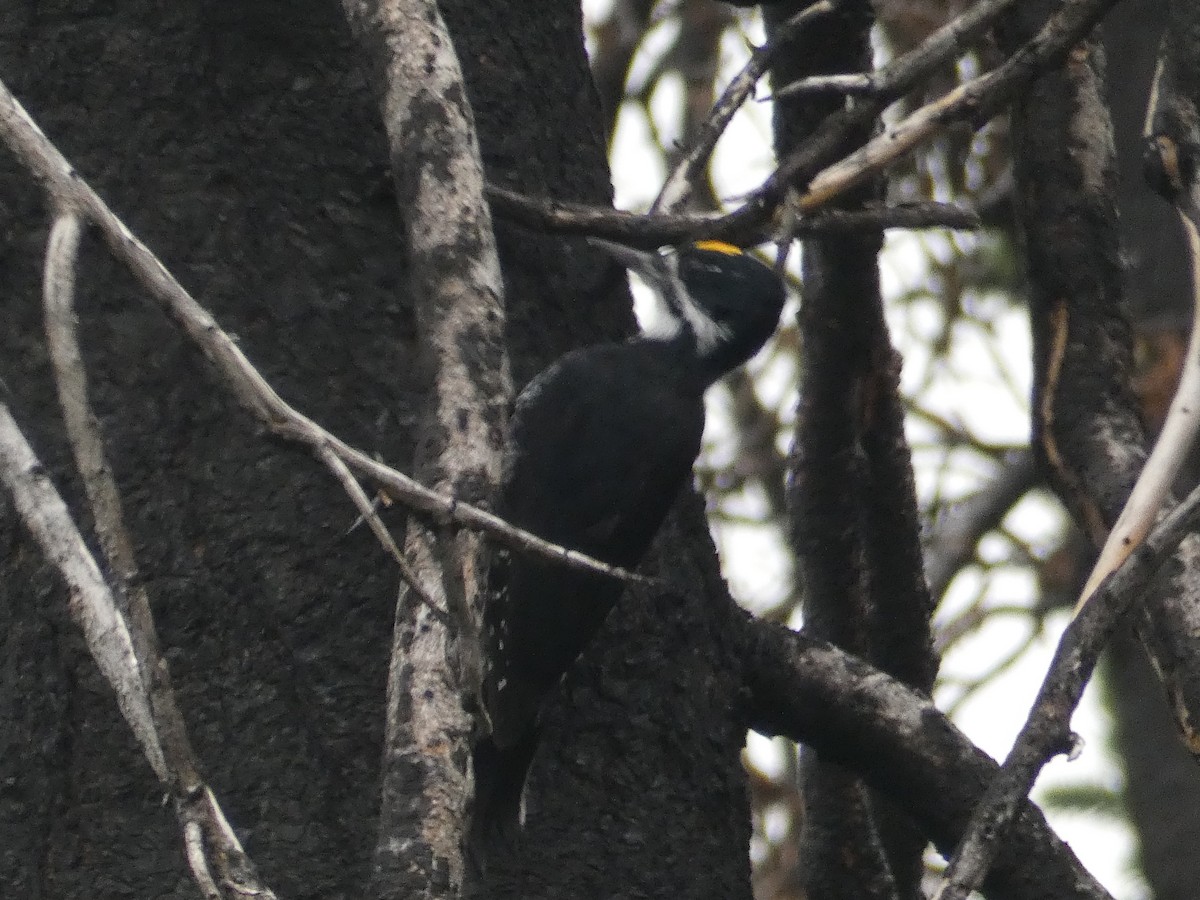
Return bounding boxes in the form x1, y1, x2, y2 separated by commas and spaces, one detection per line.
692, 239, 742, 256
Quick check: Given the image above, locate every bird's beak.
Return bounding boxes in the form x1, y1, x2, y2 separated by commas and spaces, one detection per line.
587, 237, 664, 283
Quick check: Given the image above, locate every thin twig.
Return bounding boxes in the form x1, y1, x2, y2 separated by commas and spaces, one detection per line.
43, 207, 192, 774
42, 211, 276, 899
772, 72, 876, 100
316, 443, 447, 621
0, 74, 648, 591
0, 403, 278, 900
767, 0, 1118, 216
1072, 199, 1200, 609
44, 212, 141, 593
491, 0, 1089, 250
764, 0, 1029, 217
489, 184, 981, 243
795, 0, 1121, 212
652, 0, 836, 214
932, 478, 1200, 900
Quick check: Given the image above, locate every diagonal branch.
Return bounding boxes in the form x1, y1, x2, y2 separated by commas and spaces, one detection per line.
493, 0, 1107, 250
0, 402, 278, 900
793, 0, 1123, 212
932, 477, 1200, 900
752, 0, 1118, 232
1074, 0, 1200, 612
651, 0, 836, 214
43, 209, 277, 899
0, 74, 645, 592
0, 400, 161, 775
1008, 0, 1200, 781
740, 615, 1113, 900
317, 442, 446, 621
937, 3, 1200, 895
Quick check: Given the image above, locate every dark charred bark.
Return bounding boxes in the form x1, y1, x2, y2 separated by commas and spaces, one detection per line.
0, 2, 756, 898
1007, 4, 1148, 530
1106, 627, 1200, 900
741, 616, 1111, 900
767, 1, 936, 897
1004, 0, 1200, 857
2, 5, 403, 895
1104, 0, 1189, 327
1099, 1, 1200, 893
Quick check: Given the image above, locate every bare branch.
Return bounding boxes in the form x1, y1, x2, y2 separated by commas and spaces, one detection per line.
742, 617, 1113, 900
933, 477, 1200, 900
0, 75, 645, 589
0, 403, 278, 900
316, 443, 447, 621
493, 0, 1095, 248
753, 0, 1114, 227
488, 184, 982, 243
339, 0, 512, 893
652, 0, 836, 214
41, 210, 277, 899
43, 211, 139, 589
43, 206, 202, 785
796, 0, 1122, 212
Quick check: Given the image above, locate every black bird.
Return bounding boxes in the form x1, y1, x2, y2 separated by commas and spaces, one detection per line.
472, 238, 786, 851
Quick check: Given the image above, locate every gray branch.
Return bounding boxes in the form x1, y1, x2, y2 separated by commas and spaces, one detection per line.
338, 0, 511, 896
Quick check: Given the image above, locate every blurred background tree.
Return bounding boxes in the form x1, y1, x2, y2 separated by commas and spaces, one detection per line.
585, 0, 1197, 897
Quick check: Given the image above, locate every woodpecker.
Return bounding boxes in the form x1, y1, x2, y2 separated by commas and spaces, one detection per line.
471, 238, 786, 851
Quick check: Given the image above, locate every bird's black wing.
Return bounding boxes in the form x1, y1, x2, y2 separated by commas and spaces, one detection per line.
472, 343, 703, 850
486, 343, 704, 741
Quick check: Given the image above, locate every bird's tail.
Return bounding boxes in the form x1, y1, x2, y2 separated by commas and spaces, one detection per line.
468, 729, 539, 864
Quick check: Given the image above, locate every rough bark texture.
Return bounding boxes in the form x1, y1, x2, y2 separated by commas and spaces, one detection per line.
1003, 3, 1200, 893
768, 2, 936, 897
438, 3, 752, 897
0, 3, 755, 898
1106, 628, 1200, 900
1099, 1, 1200, 894
1008, 6, 1140, 557
1103, 0, 1189, 326
340, 2, 510, 895
743, 619, 1111, 900
2, 6, 403, 897
1005, 0, 1200, 831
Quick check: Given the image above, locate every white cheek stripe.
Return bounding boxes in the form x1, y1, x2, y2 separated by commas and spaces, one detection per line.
635, 252, 730, 353
643, 315, 684, 340
677, 292, 730, 355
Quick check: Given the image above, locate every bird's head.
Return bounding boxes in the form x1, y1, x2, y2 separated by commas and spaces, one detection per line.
590, 238, 787, 377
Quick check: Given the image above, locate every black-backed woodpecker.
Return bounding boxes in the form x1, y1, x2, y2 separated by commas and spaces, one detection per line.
472, 239, 786, 850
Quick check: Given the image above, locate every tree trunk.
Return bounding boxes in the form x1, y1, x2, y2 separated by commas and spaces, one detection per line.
0, 2, 754, 897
